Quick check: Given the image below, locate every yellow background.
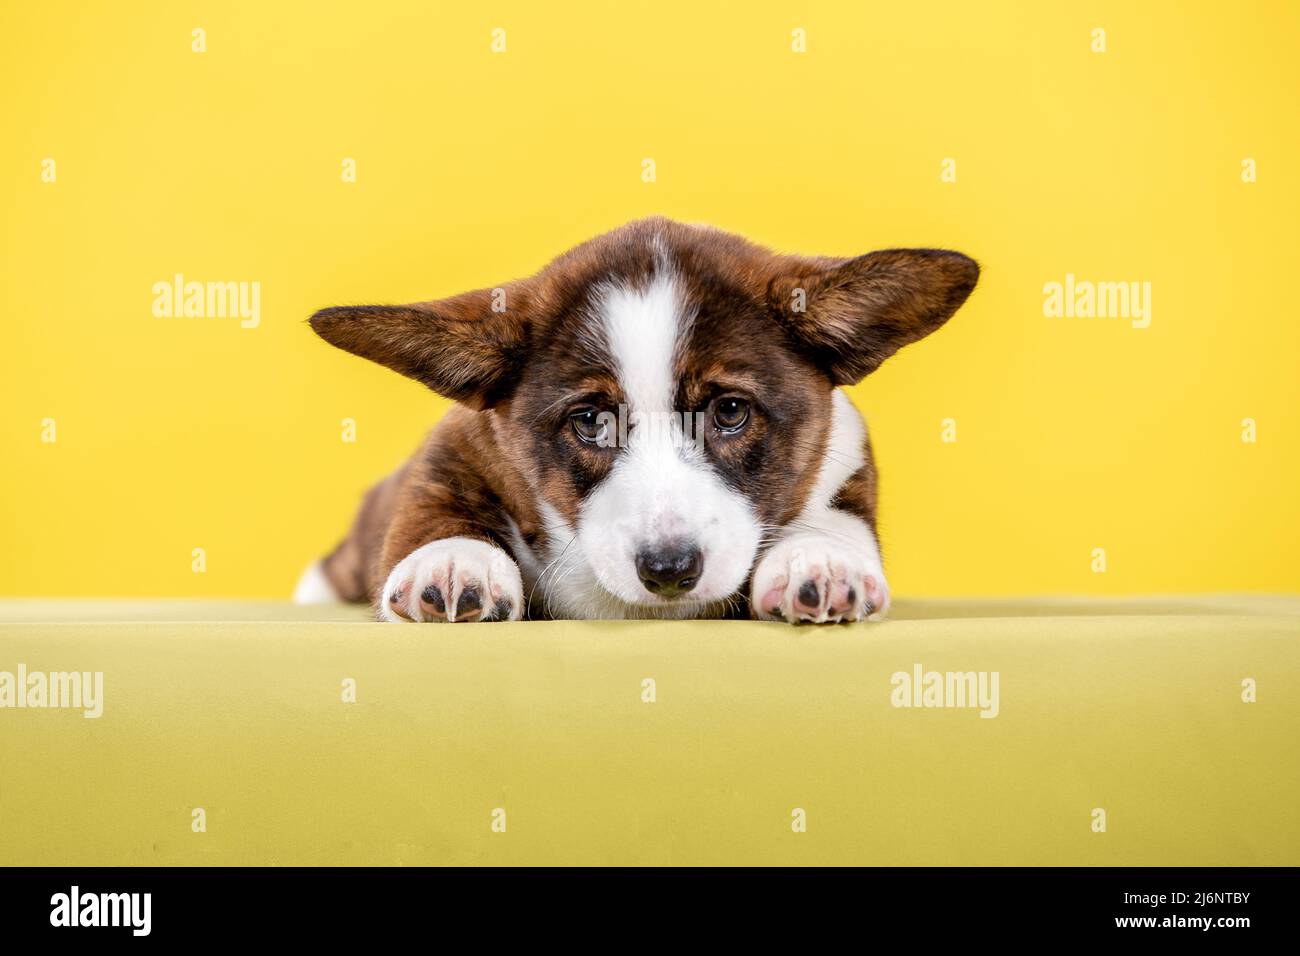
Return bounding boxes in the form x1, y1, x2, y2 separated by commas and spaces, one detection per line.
2, 0, 1297, 599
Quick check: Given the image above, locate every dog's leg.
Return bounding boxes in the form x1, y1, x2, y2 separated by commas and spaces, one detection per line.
749, 390, 891, 624
373, 417, 525, 624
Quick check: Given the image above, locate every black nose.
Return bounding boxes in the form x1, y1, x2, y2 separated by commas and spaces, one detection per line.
635, 544, 703, 597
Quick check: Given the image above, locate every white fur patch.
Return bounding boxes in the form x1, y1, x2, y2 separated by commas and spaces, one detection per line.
808, 390, 868, 505
595, 269, 688, 414
292, 560, 339, 604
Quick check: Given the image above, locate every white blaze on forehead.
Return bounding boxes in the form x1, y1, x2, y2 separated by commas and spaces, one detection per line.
571, 260, 761, 612
596, 269, 691, 414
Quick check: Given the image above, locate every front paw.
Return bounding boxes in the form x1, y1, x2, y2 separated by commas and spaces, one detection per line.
750, 535, 890, 624
380, 537, 523, 623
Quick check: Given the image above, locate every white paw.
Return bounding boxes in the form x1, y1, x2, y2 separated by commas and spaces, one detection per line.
750, 534, 890, 624
379, 537, 524, 623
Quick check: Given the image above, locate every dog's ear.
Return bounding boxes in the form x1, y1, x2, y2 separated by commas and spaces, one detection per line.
768, 249, 979, 385
309, 283, 532, 409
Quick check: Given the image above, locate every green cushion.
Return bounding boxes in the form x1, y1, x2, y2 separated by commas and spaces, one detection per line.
2, 597, 1296, 865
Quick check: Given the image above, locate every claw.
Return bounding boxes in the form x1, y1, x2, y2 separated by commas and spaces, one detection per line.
484, 598, 514, 621
794, 579, 821, 615
419, 583, 447, 620
453, 585, 482, 622
389, 585, 414, 621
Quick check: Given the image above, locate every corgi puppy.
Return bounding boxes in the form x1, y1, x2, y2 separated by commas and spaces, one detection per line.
297, 218, 977, 623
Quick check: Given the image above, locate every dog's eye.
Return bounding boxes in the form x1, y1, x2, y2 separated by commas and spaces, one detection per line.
713, 396, 750, 433
569, 408, 608, 444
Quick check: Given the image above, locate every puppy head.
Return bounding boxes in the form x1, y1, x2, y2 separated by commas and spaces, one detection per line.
310, 219, 978, 615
